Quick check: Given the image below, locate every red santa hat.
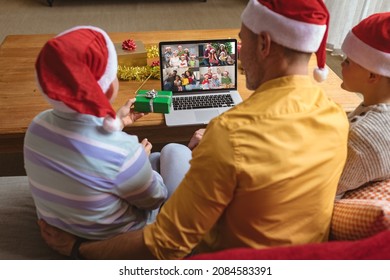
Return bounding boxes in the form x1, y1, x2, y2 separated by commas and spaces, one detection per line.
241, 0, 330, 82
35, 26, 121, 132
342, 12, 390, 78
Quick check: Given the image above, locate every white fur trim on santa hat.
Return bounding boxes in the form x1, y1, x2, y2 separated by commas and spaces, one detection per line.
241, 0, 326, 53
103, 116, 123, 132
313, 66, 329, 83
96, 29, 117, 93
56, 26, 118, 94
43, 95, 76, 113
342, 31, 390, 78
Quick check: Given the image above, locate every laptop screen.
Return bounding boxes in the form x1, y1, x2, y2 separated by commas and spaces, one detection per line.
159, 39, 238, 95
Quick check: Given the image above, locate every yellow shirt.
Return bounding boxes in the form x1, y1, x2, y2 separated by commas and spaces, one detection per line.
144, 76, 349, 259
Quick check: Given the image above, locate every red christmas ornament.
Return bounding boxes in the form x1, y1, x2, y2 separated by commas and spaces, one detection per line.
151, 61, 160, 67
122, 39, 137, 51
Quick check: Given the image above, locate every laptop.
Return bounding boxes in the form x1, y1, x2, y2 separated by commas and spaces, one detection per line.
159, 39, 242, 126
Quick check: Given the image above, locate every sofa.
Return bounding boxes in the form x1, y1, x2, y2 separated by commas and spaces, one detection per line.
189, 230, 390, 260
0, 176, 389, 260
0, 176, 65, 259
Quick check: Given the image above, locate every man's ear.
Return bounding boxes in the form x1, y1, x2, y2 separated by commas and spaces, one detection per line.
368, 72, 381, 84
257, 32, 272, 57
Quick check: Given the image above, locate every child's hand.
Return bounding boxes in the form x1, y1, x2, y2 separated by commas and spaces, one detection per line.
117, 98, 146, 128
188, 128, 206, 150
141, 138, 152, 155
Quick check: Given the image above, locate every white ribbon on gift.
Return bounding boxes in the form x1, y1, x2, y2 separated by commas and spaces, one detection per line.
137, 89, 170, 113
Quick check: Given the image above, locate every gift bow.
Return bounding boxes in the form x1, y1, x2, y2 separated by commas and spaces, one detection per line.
145, 89, 157, 99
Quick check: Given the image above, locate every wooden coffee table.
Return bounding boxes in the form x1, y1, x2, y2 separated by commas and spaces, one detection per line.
0, 29, 361, 175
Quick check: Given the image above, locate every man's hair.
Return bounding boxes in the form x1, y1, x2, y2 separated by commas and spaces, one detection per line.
247, 27, 312, 65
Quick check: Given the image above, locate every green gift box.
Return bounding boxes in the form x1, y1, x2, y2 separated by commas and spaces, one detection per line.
135, 90, 172, 114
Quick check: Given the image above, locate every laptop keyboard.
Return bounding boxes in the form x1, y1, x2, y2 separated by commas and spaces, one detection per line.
172, 94, 235, 110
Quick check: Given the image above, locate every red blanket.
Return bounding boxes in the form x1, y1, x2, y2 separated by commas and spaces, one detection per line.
188, 230, 390, 260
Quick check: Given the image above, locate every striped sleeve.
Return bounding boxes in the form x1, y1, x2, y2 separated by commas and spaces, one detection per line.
337, 111, 390, 196
112, 145, 168, 210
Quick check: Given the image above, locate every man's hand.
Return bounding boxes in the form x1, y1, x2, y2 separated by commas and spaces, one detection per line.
116, 98, 146, 128
141, 138, 153, 155
188, 128, 206, 150
38, 219, 77, 257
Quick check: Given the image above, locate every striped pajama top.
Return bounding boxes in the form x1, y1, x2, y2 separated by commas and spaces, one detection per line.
24, 109, 168, 240
337, 103, 390, 198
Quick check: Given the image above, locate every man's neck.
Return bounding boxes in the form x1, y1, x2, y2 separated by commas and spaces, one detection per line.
262, 58, 309, 84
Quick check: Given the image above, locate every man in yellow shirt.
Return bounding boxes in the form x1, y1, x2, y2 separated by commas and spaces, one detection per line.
39, 0, 349, 260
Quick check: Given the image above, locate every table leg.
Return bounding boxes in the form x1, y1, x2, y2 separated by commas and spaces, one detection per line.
47, 0, 54, 6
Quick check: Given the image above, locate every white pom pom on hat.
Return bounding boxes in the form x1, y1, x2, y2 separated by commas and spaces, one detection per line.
241, 0, 330, 82
35, 25, 120, 132
341, 12, 390, 78
313, 67, 329, 83
103, 116, 123, 133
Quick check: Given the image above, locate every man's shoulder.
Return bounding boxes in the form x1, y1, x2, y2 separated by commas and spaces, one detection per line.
209, 104, 257, 133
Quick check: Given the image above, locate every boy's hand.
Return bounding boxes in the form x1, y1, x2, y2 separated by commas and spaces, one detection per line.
141, 138, 152, 155
188, 128, 206, 150
117, 98, 146, 128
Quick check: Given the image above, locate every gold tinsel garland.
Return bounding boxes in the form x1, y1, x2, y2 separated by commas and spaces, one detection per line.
117, 45, 160, 81
117, 65, 160, 81
146, 45, 159, 58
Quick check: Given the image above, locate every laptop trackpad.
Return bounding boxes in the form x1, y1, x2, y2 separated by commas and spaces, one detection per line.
195, 110, 219, 123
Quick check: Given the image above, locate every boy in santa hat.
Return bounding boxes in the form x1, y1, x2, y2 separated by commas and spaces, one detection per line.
336, 12, 390, 198
24, 26, 169, 241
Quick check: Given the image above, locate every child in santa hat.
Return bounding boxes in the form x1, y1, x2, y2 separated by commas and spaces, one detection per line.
336, 12, 390, 198
24, 26, 169, 241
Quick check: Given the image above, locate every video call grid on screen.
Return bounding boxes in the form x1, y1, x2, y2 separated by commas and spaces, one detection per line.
159, 39, 237, 95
